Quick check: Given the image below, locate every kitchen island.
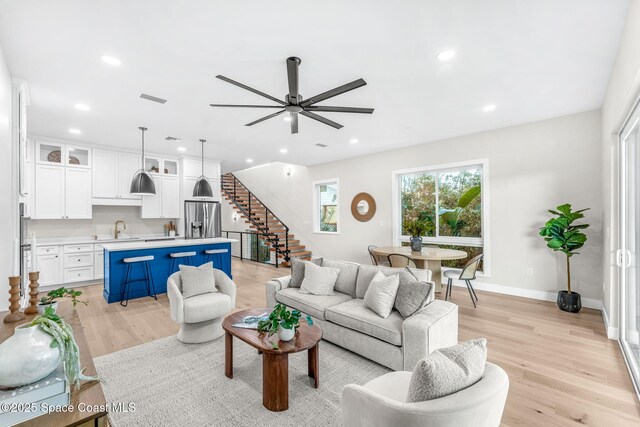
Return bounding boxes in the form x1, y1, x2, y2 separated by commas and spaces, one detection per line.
101, 237, 236, 304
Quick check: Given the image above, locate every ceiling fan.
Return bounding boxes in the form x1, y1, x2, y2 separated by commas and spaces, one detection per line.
210, 56, 374, 134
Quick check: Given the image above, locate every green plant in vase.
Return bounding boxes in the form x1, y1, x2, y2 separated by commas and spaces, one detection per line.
258, 304, 313, 348
539, 203, 589, 313
403, 219, 431, 251
38, 287, 87, 314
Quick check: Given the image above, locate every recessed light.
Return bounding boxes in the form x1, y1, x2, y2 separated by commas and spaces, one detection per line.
177, 147, 186, 152
284, 116, 292, 122
69, 128, 82, 135
482, 104, 496, 112
99, 54, 121, 66
350, 138, 359, 144
280, 148, 288, 154
246, 158, 254, 163
436, 49, 456, 62
74, 103, 90, 111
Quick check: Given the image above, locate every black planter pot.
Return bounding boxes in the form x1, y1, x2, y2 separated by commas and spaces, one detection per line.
557, 290, 582, 313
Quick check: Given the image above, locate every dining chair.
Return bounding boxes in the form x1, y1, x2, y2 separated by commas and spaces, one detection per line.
443, 254, 483, 308
387, 253, 418, 268
368, 245, 390, 266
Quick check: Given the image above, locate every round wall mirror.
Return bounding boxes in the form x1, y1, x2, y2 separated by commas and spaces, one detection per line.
351, 192, 376, 222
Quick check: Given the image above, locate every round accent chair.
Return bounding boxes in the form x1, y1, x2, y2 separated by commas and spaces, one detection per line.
342, 362, 509, 427
167, 269, 236, 343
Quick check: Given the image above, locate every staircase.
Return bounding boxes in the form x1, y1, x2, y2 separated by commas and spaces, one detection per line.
221, 173, 312, 266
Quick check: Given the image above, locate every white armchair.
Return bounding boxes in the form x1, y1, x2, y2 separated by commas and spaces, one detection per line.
342, 363, 509, 427
167, 268, 237, 344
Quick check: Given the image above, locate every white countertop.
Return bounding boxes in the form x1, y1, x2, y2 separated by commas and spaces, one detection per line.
31, 234, 182, 247
101, 237, 237, 252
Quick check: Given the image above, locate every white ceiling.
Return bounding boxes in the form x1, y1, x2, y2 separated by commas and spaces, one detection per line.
0, 0, 629, 172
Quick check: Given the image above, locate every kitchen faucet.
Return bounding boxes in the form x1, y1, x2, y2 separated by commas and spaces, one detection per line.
115, 220, 127, 239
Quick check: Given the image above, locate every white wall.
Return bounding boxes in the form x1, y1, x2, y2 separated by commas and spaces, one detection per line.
601, 0, 640, 335
28, 205, 170, 239
225, 110, 603, 302
0, 42, 13, 310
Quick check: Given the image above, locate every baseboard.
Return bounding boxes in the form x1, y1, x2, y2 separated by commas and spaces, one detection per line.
448, 280, 603, 310
602, 307, 620, 339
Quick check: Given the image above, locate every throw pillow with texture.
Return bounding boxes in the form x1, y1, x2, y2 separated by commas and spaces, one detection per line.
406, 338, 488, 402
363, 271, 401, 318
290, 257, 323, 288
394, 279, 433, 319
321, 258, 359, 296
179, 262, 217, 299
299, 262, 340, 296
356, 265, 405, 298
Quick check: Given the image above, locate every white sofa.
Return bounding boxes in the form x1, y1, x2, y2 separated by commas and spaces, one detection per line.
342, 362, 509, 427
265, 259, 458, 371
168, 269, 237, 344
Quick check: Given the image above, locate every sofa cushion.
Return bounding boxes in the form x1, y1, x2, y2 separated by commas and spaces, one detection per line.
325, 299, 404, 346
183, 292, 231, 323
290, 257, 323, 288
321, 258, 359, 296
407, 338, 487, 402
356, 265, 405, 298
395, 280, 433, 319
299, 262, 340, 296
276, 287, 352, 320
363, 271, 401, 318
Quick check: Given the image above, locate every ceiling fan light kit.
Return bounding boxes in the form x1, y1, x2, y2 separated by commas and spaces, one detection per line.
210, 56, 374, 134
130, 126, 157, 195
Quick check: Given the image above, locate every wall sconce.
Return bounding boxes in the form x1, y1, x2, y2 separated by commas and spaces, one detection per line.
232, 213, 239, 222
285, 167, 292, 177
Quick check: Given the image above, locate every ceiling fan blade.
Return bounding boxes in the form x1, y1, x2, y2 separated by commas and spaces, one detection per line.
216, 75, 286, 105
300, 111, 343, 129
303, 106, 374, 114
245, 109, 285, 126
291, 112, 299, 134
209, 104, 283, 108
286, 57, 301, 104
300, 78, 367, 107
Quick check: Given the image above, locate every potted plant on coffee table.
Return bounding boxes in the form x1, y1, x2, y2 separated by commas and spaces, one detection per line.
539, 203, 589, 313
38, 287, 87, 314
258, 304, 313, 345
403, 219, 430, 252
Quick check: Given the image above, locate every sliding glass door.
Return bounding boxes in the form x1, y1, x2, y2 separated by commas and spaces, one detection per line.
620, 103, 640, 391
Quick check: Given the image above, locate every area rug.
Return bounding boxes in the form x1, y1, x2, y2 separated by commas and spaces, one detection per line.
94, 335, 391, 426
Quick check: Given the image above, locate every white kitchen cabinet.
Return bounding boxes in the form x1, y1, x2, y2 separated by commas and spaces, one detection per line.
183, 158, 220, 180
142, 175, 179, 218
37, 140, 91, 168
205, 162, 221, 180
94, 250, 104, 279
36, 252, 62, 286
92, 149, 142, 204
65, 168, 92, 219
34, 164, 65, 219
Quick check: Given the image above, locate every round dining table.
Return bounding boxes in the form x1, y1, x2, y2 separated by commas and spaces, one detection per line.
370, 246, 467, 293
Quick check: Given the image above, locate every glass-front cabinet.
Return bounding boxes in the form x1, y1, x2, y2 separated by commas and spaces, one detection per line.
37, 140, 91, 168
145, 157, 178, 175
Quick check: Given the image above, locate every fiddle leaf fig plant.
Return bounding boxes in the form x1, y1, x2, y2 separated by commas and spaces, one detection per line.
539, 204, 589, 294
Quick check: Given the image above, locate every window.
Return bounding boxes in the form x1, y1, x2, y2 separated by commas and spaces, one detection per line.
314, 179, 339, 233
393, 160, 489, 272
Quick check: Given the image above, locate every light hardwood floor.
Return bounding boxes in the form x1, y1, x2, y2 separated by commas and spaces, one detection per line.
70, 259, 640, 426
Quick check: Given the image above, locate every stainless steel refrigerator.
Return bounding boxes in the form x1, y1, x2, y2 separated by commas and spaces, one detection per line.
184, 201, 221, 239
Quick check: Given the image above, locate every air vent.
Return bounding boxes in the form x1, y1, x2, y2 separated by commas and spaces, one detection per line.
165, 136, 181, 141
315, 143, 328, 148
140, 93, 168, 104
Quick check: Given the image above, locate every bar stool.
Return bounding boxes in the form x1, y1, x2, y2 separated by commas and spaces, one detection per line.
120, 255, 157, 307
169, 251, 197, 273
204, 248, 229, 268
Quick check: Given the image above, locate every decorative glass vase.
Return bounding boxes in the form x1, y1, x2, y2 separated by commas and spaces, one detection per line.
410, 236, 423, 252
0, 323, 61, 388
277, 325, 295, 342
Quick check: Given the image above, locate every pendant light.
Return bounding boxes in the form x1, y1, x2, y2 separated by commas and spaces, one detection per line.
130, 126, 156, 195
193, 139, 214, 198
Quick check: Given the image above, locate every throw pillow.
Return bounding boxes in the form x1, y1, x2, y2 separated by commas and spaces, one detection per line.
299, 262, 340, 296
290, 257, 323, 288
321, 258, 359, 296
363, 271, 401, 318
356, 265, 405, 298
394, 279, 433, 319
406, 338, 488, 402
179, 262, 217, 299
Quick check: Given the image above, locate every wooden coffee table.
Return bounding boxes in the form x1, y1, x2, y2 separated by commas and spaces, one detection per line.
222, 308, 323, 412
